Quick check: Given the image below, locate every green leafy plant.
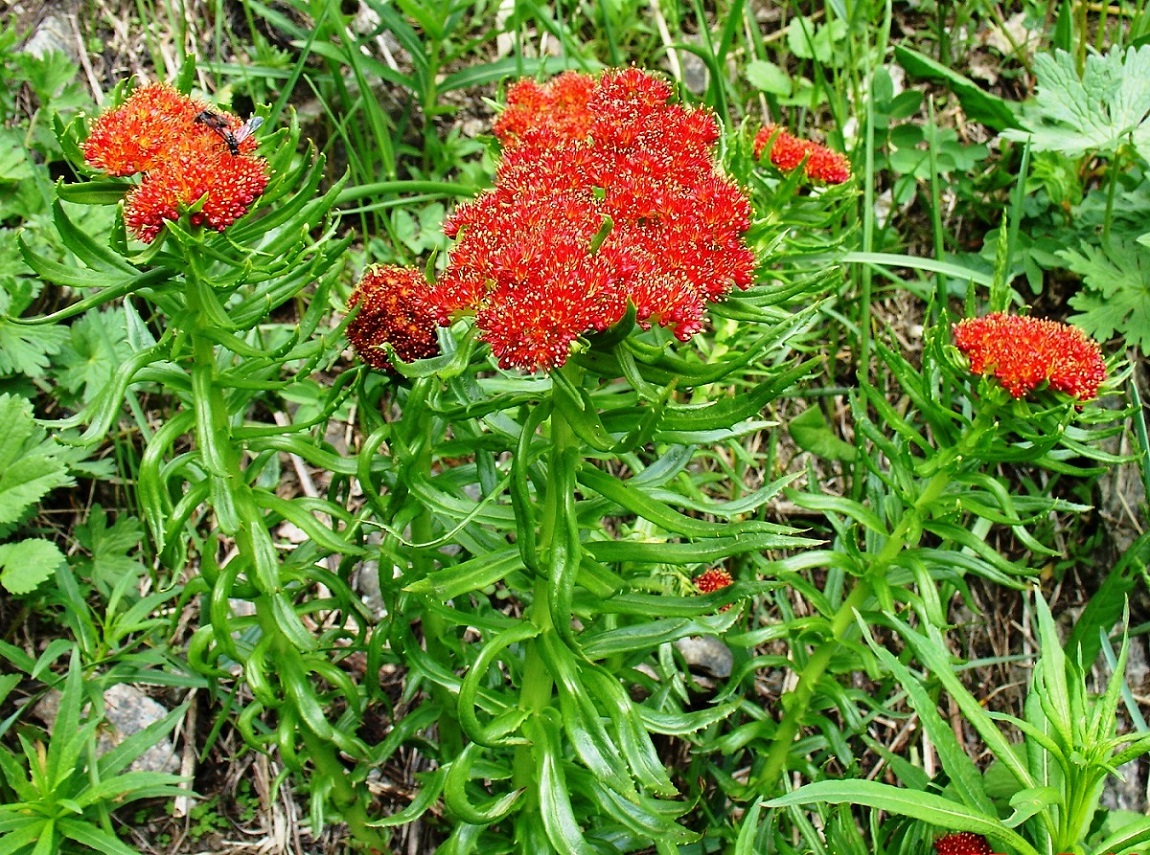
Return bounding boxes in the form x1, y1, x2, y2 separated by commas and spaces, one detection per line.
999, 44, 1150, 353
767, 593, 1150, 855
0, 648, 186, 854
12, 67, 390, 845
0, 393, 72, 596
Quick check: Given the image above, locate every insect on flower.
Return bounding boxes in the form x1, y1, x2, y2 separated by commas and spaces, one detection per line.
194, 110, 262, 156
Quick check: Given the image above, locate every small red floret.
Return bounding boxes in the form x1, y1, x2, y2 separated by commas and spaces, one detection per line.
934, 832, 993, 855
753, 124, 851, 184
695, 568, 734, 594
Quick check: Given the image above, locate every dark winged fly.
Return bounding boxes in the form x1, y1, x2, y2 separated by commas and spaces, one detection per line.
194, 110, 263, 156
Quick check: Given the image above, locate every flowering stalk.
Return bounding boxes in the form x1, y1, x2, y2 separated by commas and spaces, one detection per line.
19, 74, 393, 845
755, 466, 954, 792
754, 315, 1112, 795
357, 67, 831, 847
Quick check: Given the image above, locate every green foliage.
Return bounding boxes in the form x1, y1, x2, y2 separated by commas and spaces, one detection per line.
1, 3, 1144, 853
1060, 237, 1150, 354
768, 594, 1150, 855
1004, 46, 1150, 159
0, 648, 186, 855
0, 539, 67, 597
0, 394, 72, 596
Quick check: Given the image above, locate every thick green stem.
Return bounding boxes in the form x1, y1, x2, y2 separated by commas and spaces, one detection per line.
512, 370, 582, 806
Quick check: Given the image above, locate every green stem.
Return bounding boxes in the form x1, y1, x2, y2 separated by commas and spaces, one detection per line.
299, 723, 385, 848
756, 469, 953, 793
512, 369, 582, 807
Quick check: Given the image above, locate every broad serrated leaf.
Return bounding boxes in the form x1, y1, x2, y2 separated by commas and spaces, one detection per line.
1059, 238, 1150, 353
0, 289, 67, 378
1003, 46, 1150, 157
0, 317, 67, 378
0, 538, 66, 595
73, 507, 147, 591
55, 309, 132, 403
0, 394, 73, 525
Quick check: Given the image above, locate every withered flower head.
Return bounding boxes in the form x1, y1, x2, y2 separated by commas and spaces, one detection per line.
347, 265, 441, 372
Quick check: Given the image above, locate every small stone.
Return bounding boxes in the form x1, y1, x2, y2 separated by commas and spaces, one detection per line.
674, 635, 733, 679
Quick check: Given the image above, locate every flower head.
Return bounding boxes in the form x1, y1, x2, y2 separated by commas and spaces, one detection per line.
123, 132, 268, 242
695, 568, 733, 594
753, 124, 851, 184
83, 83, 204, 176
347, 265, 441, 372
952, 313, 1107, 401
933, 832, 993, 855
434, 68, 755, 372
84, 82, 267, 242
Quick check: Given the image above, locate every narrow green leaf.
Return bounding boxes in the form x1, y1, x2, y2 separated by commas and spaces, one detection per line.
893, 615, 1036, 791
56, 817, 142, 855
1092, 814, 1150, 855
581, 612, 740, 658
442, 743, 521, 825
581, 666, 676, 796
860, 620, 997, 816
586, 532, 811, 565
457, 623, 537, 748
766, 780, 1039, 855
527, 711, 596, 855
369, 770, 446, 827
638, 701, 739, 735
1032, 596, 1074, 750
404, 548, 522, 601
578, 466, 791, 538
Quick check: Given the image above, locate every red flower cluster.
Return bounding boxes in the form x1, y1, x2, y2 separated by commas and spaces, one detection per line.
83, 83, 268, 243
753, 124, 851, 184
934, 832, 995, 855
952, 313, 1107, 401
346, 266, 441, 372
695, 567, 734, 594
429, 68, 756, 372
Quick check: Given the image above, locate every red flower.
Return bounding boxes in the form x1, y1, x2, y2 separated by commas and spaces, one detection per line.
434, 68, 755, 372
753, 124, 851, 184
123, 132, 268, 242
493, 71, 598, 145
952, 313, 1107, 401
695, 568, 733, 594
85, 82, 267, 242
933, 832, 992, 855
83, 83, 203, 176
347, 265, 441, 371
